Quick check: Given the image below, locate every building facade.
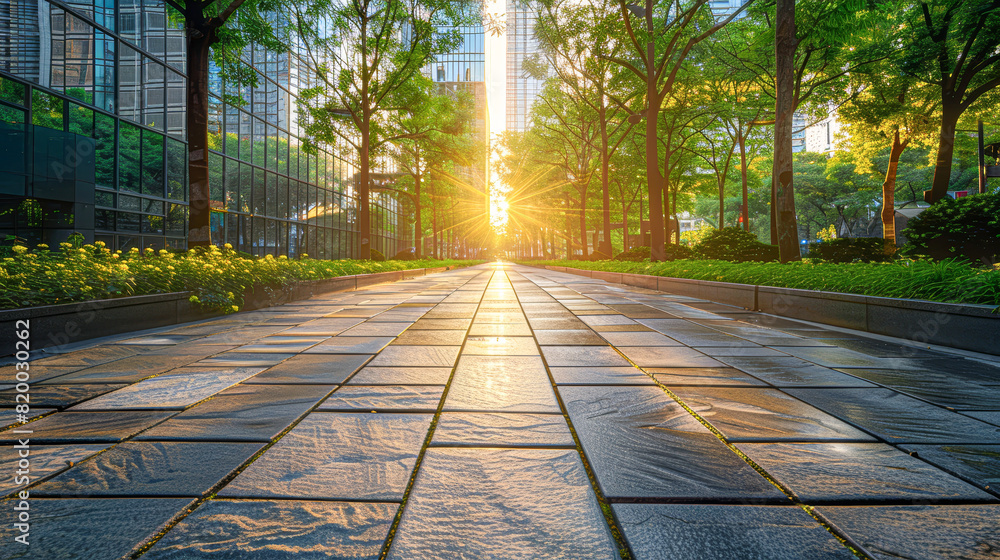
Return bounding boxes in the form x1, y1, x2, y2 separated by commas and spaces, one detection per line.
0, 0, 402, 258
505, 0, 545, 132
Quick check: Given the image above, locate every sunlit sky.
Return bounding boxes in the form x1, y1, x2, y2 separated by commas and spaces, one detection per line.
483, 0, 509, 234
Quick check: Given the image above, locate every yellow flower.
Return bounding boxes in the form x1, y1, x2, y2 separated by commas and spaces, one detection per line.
230, 305, 240, 312
189, 295, 200, 303
166, 265, 175, 270
37, 244, 49, 250
94, 241, 105, 248
223, 243, 233, 250
159, 249, 169, 256
111, 254, 120, 259
11, 245, 27, 255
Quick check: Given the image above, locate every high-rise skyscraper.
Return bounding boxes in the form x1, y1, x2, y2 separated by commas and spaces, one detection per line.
505, 0, 545, 132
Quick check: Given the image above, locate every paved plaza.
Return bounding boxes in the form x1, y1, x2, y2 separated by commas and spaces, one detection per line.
2, 262, 999, 559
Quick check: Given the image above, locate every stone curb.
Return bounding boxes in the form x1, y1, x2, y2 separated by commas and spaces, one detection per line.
536, 265, 1000, 356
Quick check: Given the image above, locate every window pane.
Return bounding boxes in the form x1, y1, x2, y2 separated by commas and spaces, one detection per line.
166, 138, 186, 201
0, 77, 26, 106
32, 90, 64, 131
141, 129, 165, 197
119, 122, 141, 192
95, 113, 115, 188
68, 103, 94, 137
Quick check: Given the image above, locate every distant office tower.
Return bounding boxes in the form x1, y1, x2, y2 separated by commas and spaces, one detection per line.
428, 19, 488, 143
505, 0, 545, 132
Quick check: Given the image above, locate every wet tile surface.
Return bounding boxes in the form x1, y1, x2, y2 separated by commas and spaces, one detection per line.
11, 263, 1000, 559
560, 385, 783, 501
738, 443, 994, 503
614, 504, 856, 559
432, 413, 575, 447
0, 444, 108, 495
673, 387, 876, 442
1, 410, 174, 444
0, 384, 125, 408
318, 385, 444, 412
35, 441, 262, 497
0, 498, 193, 560
386, 448, 618, 560
818, 505, 1000, 560
218, 413, 431, 500
143, 500, 397, 560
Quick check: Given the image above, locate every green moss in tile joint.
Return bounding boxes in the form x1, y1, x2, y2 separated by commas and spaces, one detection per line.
802, 505, 873, 560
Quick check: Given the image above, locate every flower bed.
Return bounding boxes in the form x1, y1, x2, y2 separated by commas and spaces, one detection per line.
522, 258, 1000, 307
2, 241, 480, 312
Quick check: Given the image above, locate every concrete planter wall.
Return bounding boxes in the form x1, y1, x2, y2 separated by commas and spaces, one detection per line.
541, 265, 1000, 356
4, 265, 458, 355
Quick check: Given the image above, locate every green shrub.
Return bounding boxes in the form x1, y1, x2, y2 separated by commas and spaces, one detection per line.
614, 246, 650, 261
809, 237, 893, 263
901, 192, 1000, 265
663, 243, 695, 261
369, 249, 386, 262
589, 250, 611, 261
393, 248, 416, 261
693, 227, 779, 262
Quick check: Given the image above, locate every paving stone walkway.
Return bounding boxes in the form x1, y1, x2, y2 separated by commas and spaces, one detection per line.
2, 262, 1000, 559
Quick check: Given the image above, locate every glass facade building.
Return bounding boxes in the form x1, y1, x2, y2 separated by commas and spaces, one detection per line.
0, 0, 402, 258
505, 0, 545, 132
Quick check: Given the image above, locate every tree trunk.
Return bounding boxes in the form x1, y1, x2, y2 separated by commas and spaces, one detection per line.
773, 0, 800, 262
622, 202, 629, 252
432, 183, 439, 259
663, 171, 672, 246
187, 33, 214, 247
599, 105, 612, 257
646, 36, 665, 261
882, 129, 906, 249
579, 187, 588, 259
718, 175, 725, 229
927, 103, 960, 203
739, 129, 749, 231
413, 171, 422, 258
358, 123, 372, 259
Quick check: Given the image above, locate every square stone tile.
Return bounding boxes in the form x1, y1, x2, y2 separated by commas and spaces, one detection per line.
817, 505, 1000, 560
2, 407, 55, 429
141, 500, 398, 559
244, 354, 371, 385
613, 504, 856, 560
467, 323, 533, 336
445, 356, 559, 413
770, 346, 935, 369
318, 385, 444, 412
70, 367, 265, 410
347, 367, 452, 385
409, 318, 472, 330
1, 411, 174, 444
196, 352, 294, 367
0, 365, 83, 385
0, 498, 193, 560
599, 331, 681, 347
368, 346, 461, 367
616, 347, 726, 368
0, 384, 124, 408
431, 413, 575, 447
340, 322, 413, 337
43, 353, 210, 384
578, 314, 637, 327
386, 448, 618, 560
194, 326, 293, 345
718, 357, 878, 387
235, 337, 329, 353
473, 311, 527, 323
275, 317, 365, 336
218, 413, 432, 500
135, 384, 335, 442
785, 388, 1000, 444
35, 441, 262, 497
541, 346, 631, 367
965, 411, 1000, 427
589, 324, 657, 332
527, 317, 588, 330
692, 346, 788, 357
117, 334, 202, 346
533, 330, 604, 346
393, 330, 467, 346
549, 366, 653, 385
738, 443, 993, 503
463, 336, 539, 356
304, 337, 395, 355
899, 444, 1000, 493
560, 385, 784, 501
821, 338, 951, 358
835, 367, 1000, 410
33, 345, 148, 367
0, 444, 108, 495
672, 387, 876, 442
649, 368, 769, 387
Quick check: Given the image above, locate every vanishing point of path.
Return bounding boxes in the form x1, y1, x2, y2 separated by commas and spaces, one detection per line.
2, 262, 999, 559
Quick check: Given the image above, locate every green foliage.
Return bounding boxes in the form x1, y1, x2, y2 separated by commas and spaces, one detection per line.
527, 258, 1000, 306
368, 249, 386, 262
809, 238, 893, 263
901, 193, 1000, 265
614, 246, 650, 262
393, 248, 416, 261
0, 241, 478, 311
693, 227, 779, 262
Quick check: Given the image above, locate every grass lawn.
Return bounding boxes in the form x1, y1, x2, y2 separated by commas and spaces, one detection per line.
522, 258, 1000, 307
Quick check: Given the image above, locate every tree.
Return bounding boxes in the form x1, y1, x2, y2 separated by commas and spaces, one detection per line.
535, 0, 640, 256
898, 0, 1000, 203
840, 61, 939, 246
286, 0, 473, 259
166, 0, 285, 247
604, 0, 750, 261
389, 78, 475, 258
